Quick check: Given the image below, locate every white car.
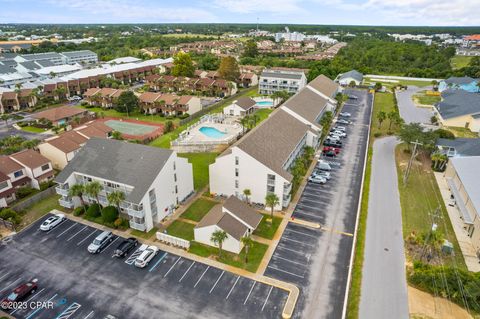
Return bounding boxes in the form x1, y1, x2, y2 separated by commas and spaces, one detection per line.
334, 126, 346, 132
329, 133, 341, 140
314, 171, 331, 180
339, 112, 351, 117
308, 175, 327, 184
39, 213, 66, 231
135, 245, 159, 268
336, 119, 351, 125
333, 130, 347, 138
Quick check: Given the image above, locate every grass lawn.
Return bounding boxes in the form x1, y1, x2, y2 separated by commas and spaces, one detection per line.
131, 227, 158, 240
178, 153, 218, 190
253, 214, 282, 240
18, 194, 63, 229
253, 108, 273, 125
446, 126, 478, 138
21, 126, 47, 133
149, 86, 258, 149
413, 91, 441, 106
181, 198, 218, 222
189, 240, 268, 273
364, 77, 433, 88
395, 144, 466, 269
165, 220, 195, 241
371, 92, 397, 137
79, 106, 179, 125
451, 55, 472, 70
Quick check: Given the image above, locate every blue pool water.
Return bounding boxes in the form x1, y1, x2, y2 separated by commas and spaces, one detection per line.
199, 126, 226, 138
256, 101, 273, 107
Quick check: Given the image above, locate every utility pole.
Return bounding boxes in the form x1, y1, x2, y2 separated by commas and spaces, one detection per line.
403, 139, 423, 185
420, 206, 442, 262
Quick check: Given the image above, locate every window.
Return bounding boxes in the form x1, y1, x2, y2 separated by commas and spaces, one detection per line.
0, 181, 8, 191
173, 161, 176, 170
175, 185, 178, 194
267, 185, 275, 193
174, 173, 177, 182
235, 180, 239, 188
235, 156, 239, 165
235, 168, 239, 177
41, 164, 50, 171
14, 170, 23, 178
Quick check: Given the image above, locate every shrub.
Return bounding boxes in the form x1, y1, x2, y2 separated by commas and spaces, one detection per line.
85, 203, 101, 218
166, 115, 175, 120
430, 116, 438, 124
374, 132, 382, 138
434, 128, 455, 140
101, 206, 119, 223
16, 186, 36, 199
0, 208, 22, 225
17, 121, 28, 127
73, 206, 87, 216
178, 113, 189, 119
387, 131, 394, 135
113, 218, 123, 229
39, 180, 54, 191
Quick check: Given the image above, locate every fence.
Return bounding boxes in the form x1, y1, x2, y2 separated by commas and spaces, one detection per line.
11, 187, 56, 212
156, 232, 190, 250
0, 218, 14, 231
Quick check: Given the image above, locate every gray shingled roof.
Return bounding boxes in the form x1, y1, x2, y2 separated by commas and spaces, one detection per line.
437, 138, 480, 157
435, 90, 480, 119
0, 60, 17, 68
450, 156, 480, 218
234, 97, 256, 110
0, 65, 14, 74
445, 77, 477, 85
307, 74, 339, 99
283, 87, 328, 128
339, 70, 363, 82
20, 61, 41, 70
222, 195, 262, 229
20, 52, 63, 61
60, 50, 96, 58
55, 138, 173, 203
261, 70, 304, 80
36, 59, 55, 67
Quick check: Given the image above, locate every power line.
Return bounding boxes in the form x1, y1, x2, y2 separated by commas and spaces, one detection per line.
403, 139, 423, 185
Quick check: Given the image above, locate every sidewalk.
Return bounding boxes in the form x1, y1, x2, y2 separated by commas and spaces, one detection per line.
434, 172, 480, 272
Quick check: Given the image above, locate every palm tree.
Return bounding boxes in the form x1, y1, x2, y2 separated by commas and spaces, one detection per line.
243, 189, 251, 204
377, 111, 386, 128
265, 193, 279, 222
241, 235, 253, 263
387, 111, 397, 130
68, 184, 86, 212
210, 230, 228, 258
85, 181, 102, 206
107, 190, 125, 213
1, 114, 10, 126
249, 113, 259, 128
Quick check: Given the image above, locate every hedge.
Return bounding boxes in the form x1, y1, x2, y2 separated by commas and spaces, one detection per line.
101, 206, 119, 223
85, 203, 101, 218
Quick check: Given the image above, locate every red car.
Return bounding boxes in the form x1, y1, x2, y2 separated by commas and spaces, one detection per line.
322, 146, 340, 155
1, 279, 38, 309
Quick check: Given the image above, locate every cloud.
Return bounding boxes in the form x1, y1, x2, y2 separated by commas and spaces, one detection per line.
211, 0, 304, 14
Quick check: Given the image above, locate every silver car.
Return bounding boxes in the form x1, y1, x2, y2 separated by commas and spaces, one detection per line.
39, 213, 66, 231
88, 231, 114, 254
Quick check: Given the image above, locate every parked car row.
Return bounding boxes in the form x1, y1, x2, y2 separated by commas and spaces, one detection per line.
38, 214, 158, 269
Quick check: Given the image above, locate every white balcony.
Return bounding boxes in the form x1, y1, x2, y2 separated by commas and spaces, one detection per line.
282, 194, 291, 208
129, 221, 146, 231
55, 187, 69, 196
127, 207, 145, 218
59, 199, 74, 209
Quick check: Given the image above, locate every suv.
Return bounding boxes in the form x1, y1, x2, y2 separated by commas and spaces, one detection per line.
308, 175, 327, 184
88, 231, 114, 254
113, 237, 138, 258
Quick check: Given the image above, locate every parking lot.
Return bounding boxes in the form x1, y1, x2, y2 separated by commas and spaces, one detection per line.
0, 216, 288, 319
265, 89, 373, 319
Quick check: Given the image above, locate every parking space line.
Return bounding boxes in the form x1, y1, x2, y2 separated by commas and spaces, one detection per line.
126, 246, 147, 265
76, 230, 97, 246
194, 266, 210, 287
178, 260, 195, 282
163, 257, 181, 278
67, 226, 88, 241
282, 236, 315, 247
276, 245, 306, 255
293, 210, 321, 219
83, 311, 94, 319
149, 252, 168, 273
209, 271, 224, 294
285, 228, 318, 239
243, 281, 256, 305
0, 271, 11, 281
101, 236, 119, 253
273, 255, 307, 266
10, 288, 46, 315
25, 293, 57, 319
296, 203, 322, 211
225, 276, 240, 300
56, 223, 77, 238
267, 265, 304, 278
0, 278, 22, 294
56, 302, 81, 319
261, 286, 274, 312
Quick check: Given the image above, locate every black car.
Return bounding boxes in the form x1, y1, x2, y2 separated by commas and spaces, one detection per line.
113, 237, 139, 258
324, 140, 343, 148
323, 150, 337, 157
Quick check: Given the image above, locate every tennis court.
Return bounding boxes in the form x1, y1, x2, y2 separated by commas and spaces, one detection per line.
104, 119, 158, 135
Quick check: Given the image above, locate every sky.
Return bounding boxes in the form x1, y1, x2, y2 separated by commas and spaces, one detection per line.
0, 0, 480, 26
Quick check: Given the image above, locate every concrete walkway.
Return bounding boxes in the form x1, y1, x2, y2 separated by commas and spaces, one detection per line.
434, 172, 480, 272
359, 136, 409, 319
396, 86, 434, 124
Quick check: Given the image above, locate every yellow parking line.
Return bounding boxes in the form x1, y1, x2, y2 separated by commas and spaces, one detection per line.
321, 227, 353, 237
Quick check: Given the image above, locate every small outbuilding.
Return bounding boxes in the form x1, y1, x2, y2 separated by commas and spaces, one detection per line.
223, 97, 257, 117
337, 70, 364, 86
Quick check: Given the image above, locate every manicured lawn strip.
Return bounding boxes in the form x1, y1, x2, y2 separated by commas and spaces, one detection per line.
21, 126, 47, 133
189, 240, 268, 273
178, 153, 218, 190
446, 126, 478, 138
165, 220, 195, 241
413, 91, 441, 105
149, 86, 258, 149
18, 194, 63, 229
371, 92, 396, 137
451, 55, 472, 70
346, 147, 372, 319
180, 198, 218, 222
78, 106, 179, 125
395, 144, 466, 269
364, 77, 433, 88
253, 214, 282, 240
253, 108, 273, 125
131, 227, 158, 240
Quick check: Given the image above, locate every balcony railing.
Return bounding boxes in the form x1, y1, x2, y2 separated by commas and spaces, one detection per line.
267, 179, 276, 186
55, 186, 69, 196
283, 183, 292, 194
129, 220, 146, 231
282, 194, 291, 207
127, 207, 145, 218
59, 199, 74, 209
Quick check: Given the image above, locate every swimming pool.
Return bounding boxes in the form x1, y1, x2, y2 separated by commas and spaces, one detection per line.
199, 126, 226, 139
256, 101, 273, 107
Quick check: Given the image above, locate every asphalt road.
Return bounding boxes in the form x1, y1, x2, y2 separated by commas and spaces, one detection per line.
0, 215, 288, 319
396, 86, 434, 124
359, 136, 409, 319
265, 88, 372, 319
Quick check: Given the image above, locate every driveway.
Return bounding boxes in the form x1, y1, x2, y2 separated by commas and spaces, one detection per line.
396, 86, 434, 124
264, 89, 372, 319
359, 136, 409, 319
0, 125, 51, 140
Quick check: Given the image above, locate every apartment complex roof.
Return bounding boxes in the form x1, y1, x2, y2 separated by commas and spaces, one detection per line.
32, 106, 86, 122
60, 50, 96, 58
222, 195, 262, 229
283, 87, 328, 128
339, 70, 364, 82
435, 90, 480, 119
234, 97, 256, 110
56, 138, 174, 203
0, 155, 23, 174
47, 135, 82, 153
260, 69, 304, 80
444, 76, 477, 85
437, 138, 480, 157
307, 74, 339, 99
20, 52, 63, 61
10, 149, 50, 169
450, 156, 480, 217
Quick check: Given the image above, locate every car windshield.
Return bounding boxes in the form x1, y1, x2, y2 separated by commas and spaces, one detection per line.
93, 239, 102, 245
7, 292, 18, 301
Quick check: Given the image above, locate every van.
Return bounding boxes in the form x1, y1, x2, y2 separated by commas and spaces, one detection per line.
316, 161, 332, 171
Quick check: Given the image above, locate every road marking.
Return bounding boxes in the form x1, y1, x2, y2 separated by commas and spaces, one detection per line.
273, 255, 307, 266
163, 257, 181, 278
76, 230, 97, 246
56, 223, 77, 238
0, 271, 11, 281
66, 226, 88, 241
302, 192, 326, 200
293, 210, 321, 220
0, 278, 22, 294
149, 252, 168, 273
243, 281, 256, 305
194, 266, 210, 287
178, 261, 195, 282
284, 228, 318, 239
56, 302, 81, 319
25, 293, 57, 319
126, 246, 147, 265
296, 203, 323, 211
209, 271, 224, 294
101, 237, 119, 253
282, 236, 316, 247
83, 311, 94, 319
276, 245, 306, 255
11, 288, 46, 315
225, 276, 240, 300
321, 227, 354, 237
261, 286, 274, 312
267, 265, 304, 278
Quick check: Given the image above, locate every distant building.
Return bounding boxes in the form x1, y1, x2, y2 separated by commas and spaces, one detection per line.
258, 69, 307, 95
223, 97, 257, 117
434, 90, 480, 133
336, 70, 364, 86
438, 77, 479, 93
31, 106, 89, 126
60, 50, 98, 65
436, 138, 480, 157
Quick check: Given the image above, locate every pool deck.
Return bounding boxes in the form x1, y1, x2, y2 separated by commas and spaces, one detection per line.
182, 122, 242, 144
